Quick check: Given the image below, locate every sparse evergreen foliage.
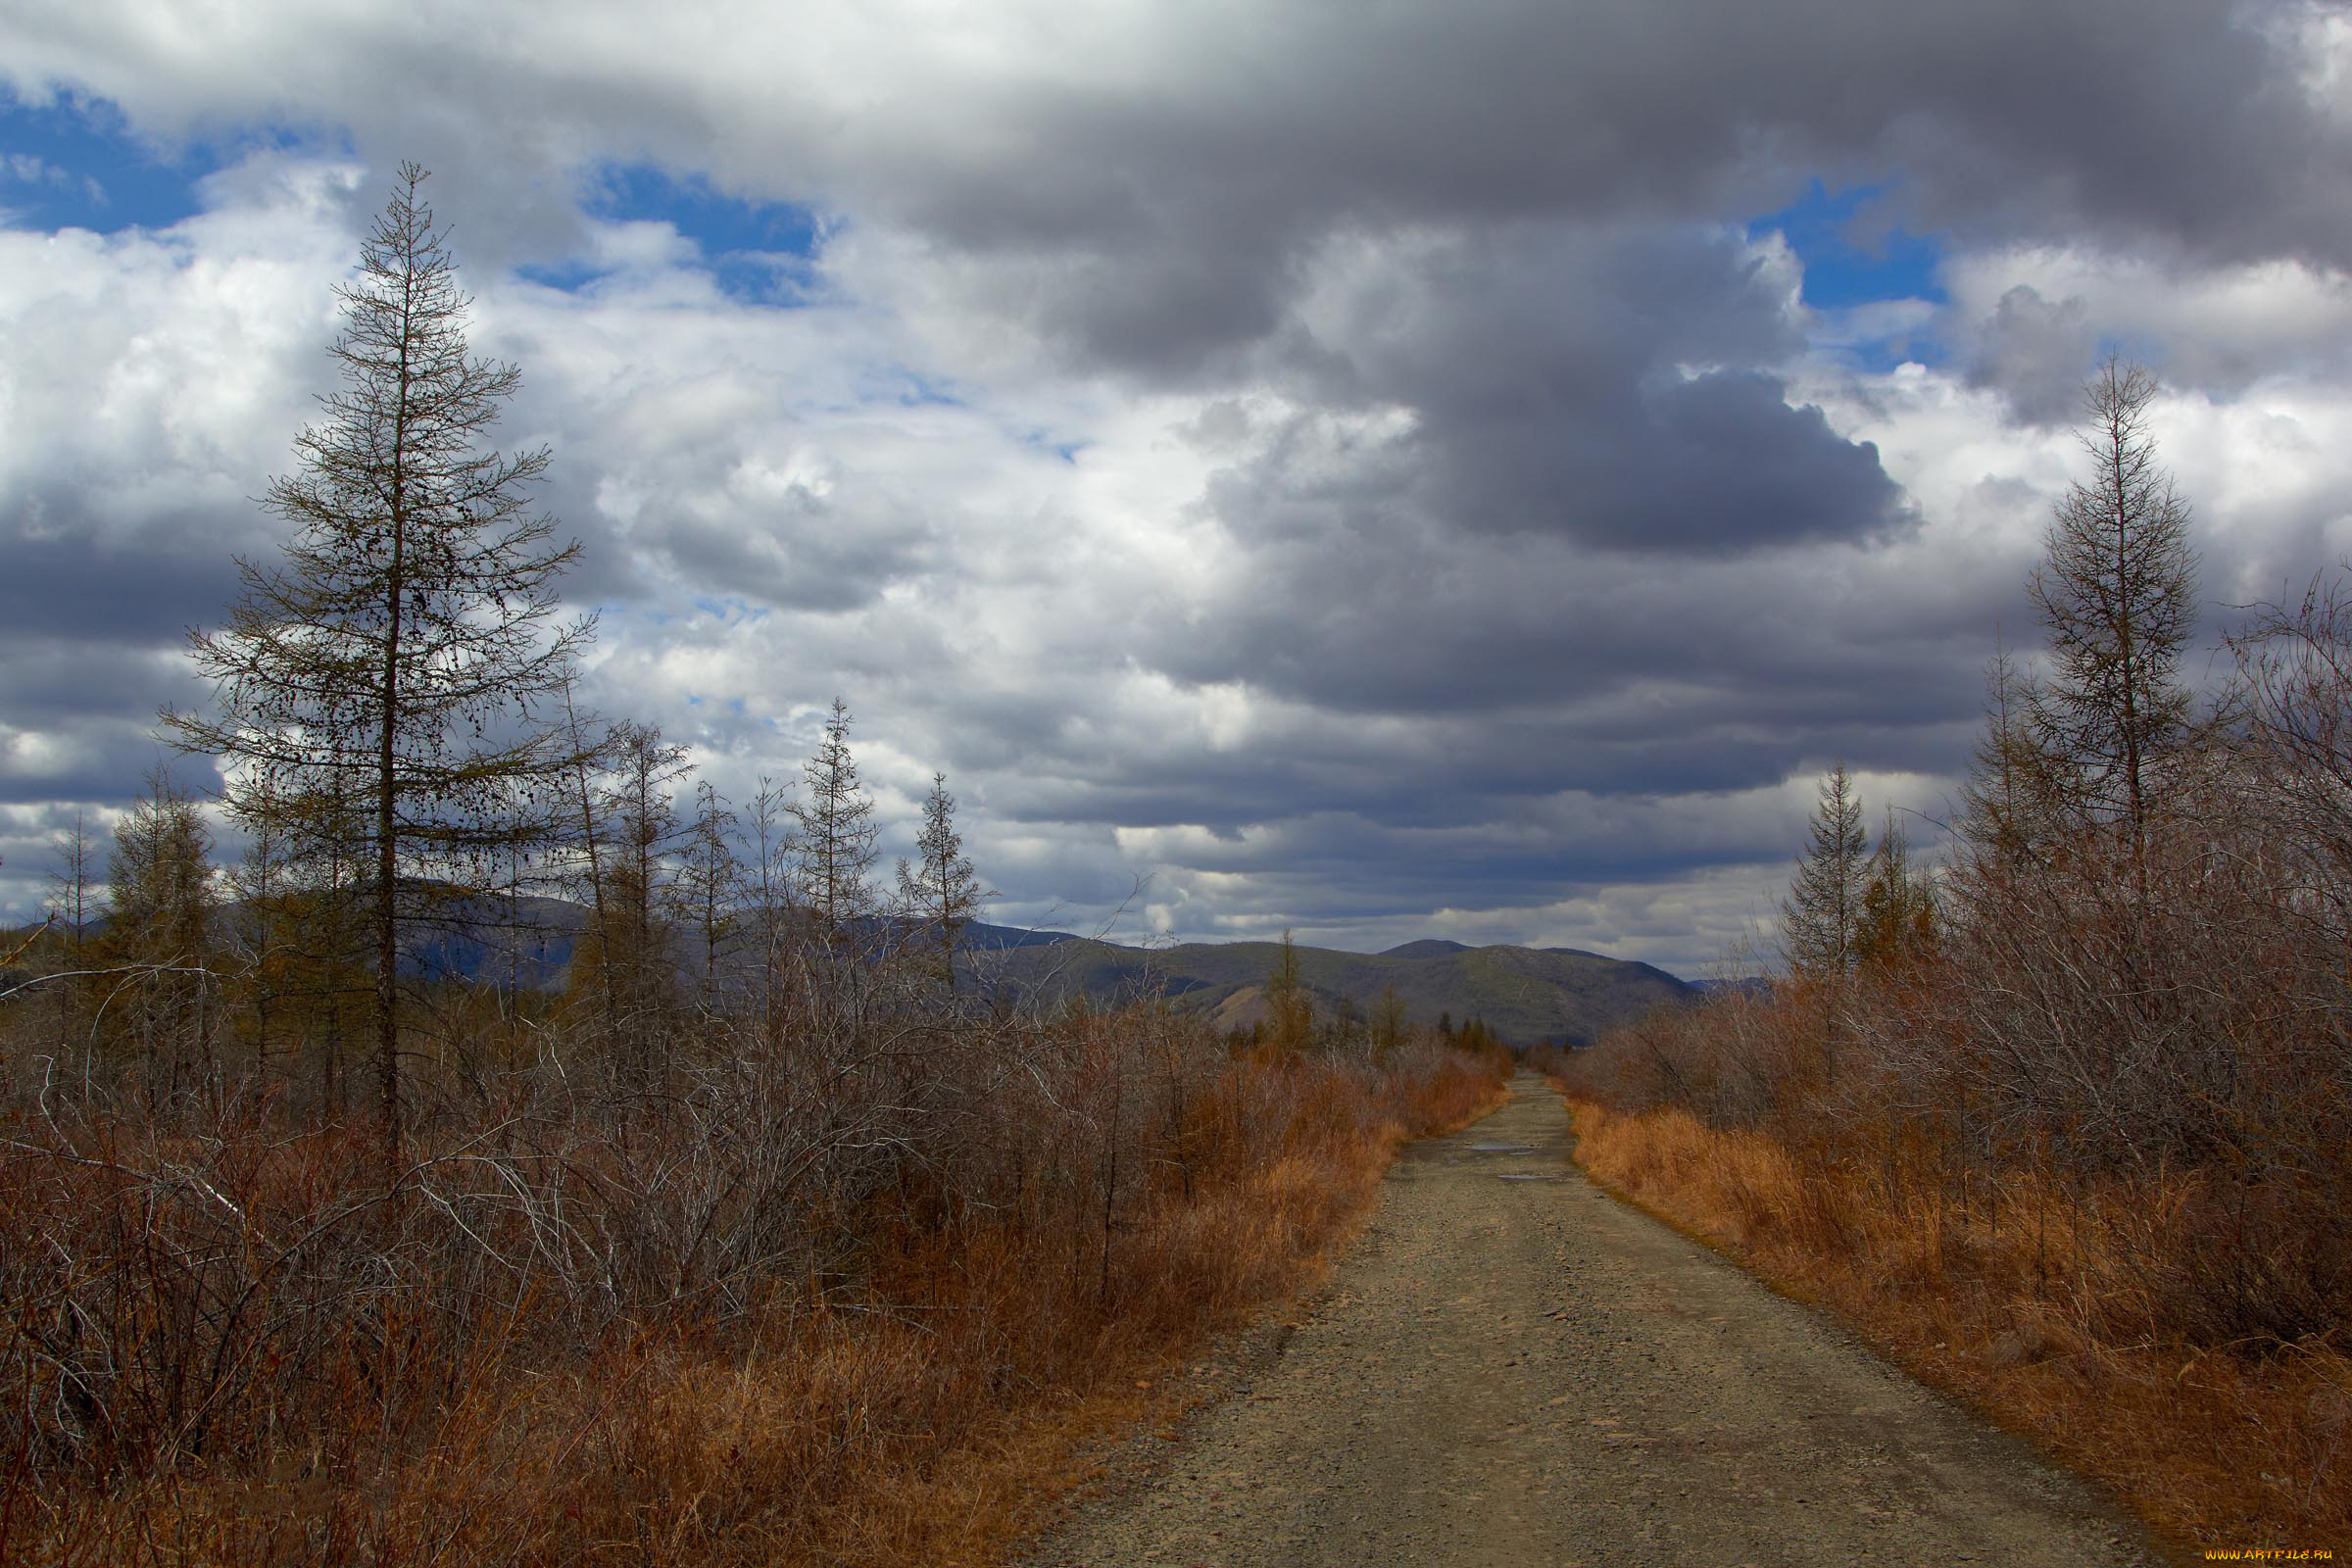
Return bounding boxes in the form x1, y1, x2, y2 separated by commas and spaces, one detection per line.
108, 767, 214, 965
1781, 762, 1868, 981
1452, 1015, 1502, 1057
0, 161, 1525, 1568
1370, 983, 1410, 1057
1264, 929, 1313, 1053
1959, 641, 2068, 862
107, 766, 217, 1097
590, 721, 688, 1081
676, 778, 744, 1004
745, 775, 798, 943
1561, 366, 2352, 1546
166, 163, 592, 1159
895, 771, 989, 990
792, 698, 879, 934
223, 792, 301, 1082
1853, 809, 1934, 972
2029, 360, 2199, 856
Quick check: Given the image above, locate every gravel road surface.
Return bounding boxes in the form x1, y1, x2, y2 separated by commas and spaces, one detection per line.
1022, 1074, 2162, 1567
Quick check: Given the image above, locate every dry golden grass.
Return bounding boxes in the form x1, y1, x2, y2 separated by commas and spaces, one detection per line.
1563, 1094, 2352, 1556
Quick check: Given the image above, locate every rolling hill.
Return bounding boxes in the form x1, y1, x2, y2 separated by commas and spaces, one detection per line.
967, 929, 1694, 1046
33, 892, 1692, 1047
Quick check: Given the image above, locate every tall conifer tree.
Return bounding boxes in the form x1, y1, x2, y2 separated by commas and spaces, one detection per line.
895, 771, 989, 990
792, 699, 879, 934
2030, 360, 2199, 863
169, 164, 592, 1164
1782, 762, 1869, 982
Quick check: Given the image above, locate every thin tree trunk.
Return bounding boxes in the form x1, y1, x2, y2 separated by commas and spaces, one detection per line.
378, 299, 413, 1183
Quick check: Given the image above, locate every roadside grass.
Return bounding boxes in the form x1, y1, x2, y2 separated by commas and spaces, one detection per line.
1560, 1093, 2351, 1555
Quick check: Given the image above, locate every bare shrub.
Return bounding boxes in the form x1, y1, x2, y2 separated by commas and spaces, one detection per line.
0, 950, 1506, 1564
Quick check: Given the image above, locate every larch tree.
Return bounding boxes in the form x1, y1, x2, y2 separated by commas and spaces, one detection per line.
2029, 359, 2199, 863
1782, 761, 1869, 982
107, 765, 217, 1096
745, 775, 796, 945
1854, 808, 1935, 973
675, 778, 744, 1007
46, 808, 100, 956
1263, 929, 1313, 1054
224, 787, 300, 1084
1782, 762, 1870, 1083
1959, 639, 2066, 865
1369, 983, 1410, 1058
791, 699, 879, 936
167, 163, 593, 1165
895, 771, 989, 991
591, 721, 689, 1082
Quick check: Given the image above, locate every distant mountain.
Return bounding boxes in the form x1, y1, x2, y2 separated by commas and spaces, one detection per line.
405, 908, 1082, 986
1379, 939, 1470, 959
1690, 975, 1774, 1001
963, 920, 1085, 951
406, 894, 587, 988
971, 933, 1694, 1047
111, 893, 1692, 1046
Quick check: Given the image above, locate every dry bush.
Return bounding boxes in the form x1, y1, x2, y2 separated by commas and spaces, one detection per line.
1556, 741, 2352, 1548
1542, 598, 2352, 1545
0, 967, 1506, 1566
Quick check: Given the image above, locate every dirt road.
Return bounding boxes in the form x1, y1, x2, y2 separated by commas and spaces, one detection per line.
1024, 1075, 2161, 1567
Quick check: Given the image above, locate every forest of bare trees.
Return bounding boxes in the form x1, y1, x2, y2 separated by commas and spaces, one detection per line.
0, 168, 1507, 1565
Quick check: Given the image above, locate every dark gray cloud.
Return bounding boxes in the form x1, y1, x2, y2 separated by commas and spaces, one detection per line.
20, 2, 2346, 377
1147, 393, 1988, 756
0, 501, 270, 819
0, 535, 241, 648
0, 638, 199, 732
1413, 367, 1908, 551
808, 0, 2352, 384
0, 715, 207, 808
1203, 223, 1913, 556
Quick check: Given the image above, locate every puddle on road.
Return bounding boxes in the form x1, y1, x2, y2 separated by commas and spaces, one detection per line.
1468, 1143, 1537, 1153
1494, 1172, 1564, 1182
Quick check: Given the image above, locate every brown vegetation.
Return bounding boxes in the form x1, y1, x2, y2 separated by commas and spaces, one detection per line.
1538, 693, 2352, 1548
1553, 1073, 2350, 1551
0, 970, 1504, 1565
1538, 363, 2352, 1553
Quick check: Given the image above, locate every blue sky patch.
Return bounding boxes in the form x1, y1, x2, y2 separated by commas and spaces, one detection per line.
1, 101, 828, 311
566, 161, 826, 303
0, 91, 330, 234
514, 257, 611, 293
586, 163, 822, 258
1749, 179, 1947, 311
0, 91, 219, 231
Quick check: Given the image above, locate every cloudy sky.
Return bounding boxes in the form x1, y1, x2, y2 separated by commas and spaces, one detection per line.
3, 1, 2349, 975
